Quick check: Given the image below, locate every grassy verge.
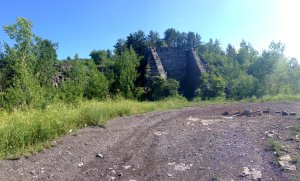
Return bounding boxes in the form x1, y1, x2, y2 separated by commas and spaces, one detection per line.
243, 94, 300, 103
0, 97, 198, 159
0, 95, 299, 159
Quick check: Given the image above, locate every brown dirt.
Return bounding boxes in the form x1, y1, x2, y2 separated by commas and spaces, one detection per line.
1, 102, 300, 181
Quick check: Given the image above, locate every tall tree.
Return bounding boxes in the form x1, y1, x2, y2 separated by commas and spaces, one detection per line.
164, 28, 177, 47
126, 30, 147, 56
89, 49, 109, 65
114, 47, 141, 98
114, 39, 126, 55
147, 30, 160, 47
2, 17, 42, 108
34, 38, 58, 87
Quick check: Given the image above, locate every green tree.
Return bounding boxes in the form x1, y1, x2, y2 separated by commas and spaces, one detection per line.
237, 40, 258, 70
60, 55, 88, 103
186, 32, 201, 48
198, 73, 225, 99
89, 49, 110, 65
126, 30, 147, 55
114, 47, 141, 98
232, 73, 255, 99
2, 17, 43, 109
164, 28, 177, 47
84, 61, 109, 100
114, 39, 126, 55
147, 30, 160, 47
34, 39, 58, 87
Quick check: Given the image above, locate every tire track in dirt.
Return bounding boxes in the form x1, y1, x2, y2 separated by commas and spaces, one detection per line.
1, 102, 300, 181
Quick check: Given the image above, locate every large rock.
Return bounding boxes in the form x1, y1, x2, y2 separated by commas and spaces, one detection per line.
278, 155, 297, 171
241, 167, 262, 180
242, 109, 253, 116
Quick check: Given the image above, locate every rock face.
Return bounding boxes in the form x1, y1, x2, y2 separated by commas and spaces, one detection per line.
146, 47, 209, 99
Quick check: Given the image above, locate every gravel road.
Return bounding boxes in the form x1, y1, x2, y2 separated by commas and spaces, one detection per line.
1, 102, 300, 181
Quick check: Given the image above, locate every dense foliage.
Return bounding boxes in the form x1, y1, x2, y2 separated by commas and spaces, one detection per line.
1, 18, 300, 110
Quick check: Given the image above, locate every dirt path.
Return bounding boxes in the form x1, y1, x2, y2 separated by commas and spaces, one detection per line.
1, 102, 300, 181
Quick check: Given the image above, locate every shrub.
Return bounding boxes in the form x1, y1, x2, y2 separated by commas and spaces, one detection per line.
151, 77, 179, 100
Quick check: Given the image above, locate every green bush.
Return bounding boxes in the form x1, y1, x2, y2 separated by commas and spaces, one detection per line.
198, 73, 225, 100
151, 77, 179, 100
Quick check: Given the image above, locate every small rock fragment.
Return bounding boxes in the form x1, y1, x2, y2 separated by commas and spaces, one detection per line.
78, 162, 84, 168
96, 153, 104, 158
265, 130, 276, 138
117, 172, 123, 177
167, 173, 173, 177
30, 170, 36, 175
282, 111, 289, 116
263, 110, 270, 113
290, 112, 297, 116
123, 165, 132, 169
111, 170, 116, 175
275, 111, 281, 114
174, 163, 191, 171
187, 116, 200, 122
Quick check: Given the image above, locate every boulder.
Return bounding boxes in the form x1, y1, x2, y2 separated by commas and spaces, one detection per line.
222, 111, 230, 116
242, 109, 253, 116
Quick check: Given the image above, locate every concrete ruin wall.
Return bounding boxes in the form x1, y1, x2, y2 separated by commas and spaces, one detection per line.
146, 47, 208, 98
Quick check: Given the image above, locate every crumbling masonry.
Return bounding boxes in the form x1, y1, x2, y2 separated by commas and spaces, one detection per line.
146, 47, 209, 98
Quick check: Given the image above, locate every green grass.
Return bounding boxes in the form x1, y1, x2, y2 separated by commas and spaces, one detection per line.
268, 139, 283, 158
0, 97, 199, 159
243, 94, 300, 103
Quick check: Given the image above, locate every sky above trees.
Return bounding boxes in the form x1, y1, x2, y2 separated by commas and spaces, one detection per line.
0, 0, 299, 60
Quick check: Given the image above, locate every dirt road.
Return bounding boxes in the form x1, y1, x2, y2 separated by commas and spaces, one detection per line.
1, 102, 300, 181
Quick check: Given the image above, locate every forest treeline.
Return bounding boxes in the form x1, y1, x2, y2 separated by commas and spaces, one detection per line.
0, 18, 300, 109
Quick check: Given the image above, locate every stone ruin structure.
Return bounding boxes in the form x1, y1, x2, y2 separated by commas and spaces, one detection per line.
146, 47, 209, 99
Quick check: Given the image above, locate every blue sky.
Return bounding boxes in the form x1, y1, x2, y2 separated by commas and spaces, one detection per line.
0, 0, 299, 60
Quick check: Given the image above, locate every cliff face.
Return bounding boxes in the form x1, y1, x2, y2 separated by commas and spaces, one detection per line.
146, 47, 208, 98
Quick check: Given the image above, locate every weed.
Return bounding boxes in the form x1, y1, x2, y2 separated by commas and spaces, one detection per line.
292, 125, 300, 133
268, 139, 282, 157
212, 173, 221, 181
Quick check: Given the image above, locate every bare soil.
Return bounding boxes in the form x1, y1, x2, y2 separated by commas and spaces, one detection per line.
1, 102, 300, 181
